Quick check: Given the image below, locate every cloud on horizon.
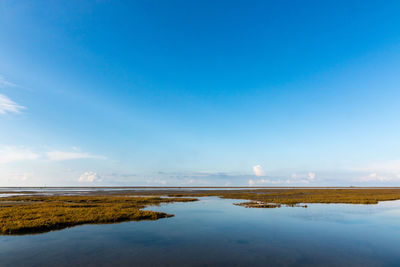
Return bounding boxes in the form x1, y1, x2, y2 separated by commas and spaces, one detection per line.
249, 171, 317, 186
253, 165, 266, 177
78, 171, 101, 182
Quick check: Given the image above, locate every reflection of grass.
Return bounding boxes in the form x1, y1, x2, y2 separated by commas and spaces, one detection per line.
234, 202, 282, 208
0, 196, 197, 235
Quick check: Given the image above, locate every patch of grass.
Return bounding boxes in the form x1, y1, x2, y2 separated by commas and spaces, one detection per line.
0, 195, 197, 235
126, 188, 400, 206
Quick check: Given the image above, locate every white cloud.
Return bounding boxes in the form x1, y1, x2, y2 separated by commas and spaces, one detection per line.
0, 146, 39, 164
253, 165, 266, 177
308, 172, 316, 181
46, 150, 105, 161
0, 94, 25, 114
78, 171, 101, 182
248, 179, 255, 186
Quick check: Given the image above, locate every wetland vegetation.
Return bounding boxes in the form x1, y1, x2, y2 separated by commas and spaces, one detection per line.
2, 188, 400, 235
0, 195, 197, 235
158, 188, 400, 206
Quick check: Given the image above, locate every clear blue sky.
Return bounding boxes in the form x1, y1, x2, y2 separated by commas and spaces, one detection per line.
1, 0, 400, 186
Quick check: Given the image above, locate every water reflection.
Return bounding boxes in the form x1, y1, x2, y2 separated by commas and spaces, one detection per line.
1, 197, 400, 266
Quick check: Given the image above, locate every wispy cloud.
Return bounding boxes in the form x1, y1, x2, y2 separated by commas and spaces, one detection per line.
0, 76, 17, 88
78, 171, 101, 182
100, 171, 250, 186
0, 146, 105, 164
0, 146, 39, 164
46, 150, 106, 161
0, 94, 25, 114
356, 173, 400, 183
146, 178, 167, 185
248, 178, 282, 186
9, 172, 31, 182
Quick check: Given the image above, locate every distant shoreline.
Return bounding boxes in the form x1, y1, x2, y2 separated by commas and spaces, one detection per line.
2, 186, 400, 189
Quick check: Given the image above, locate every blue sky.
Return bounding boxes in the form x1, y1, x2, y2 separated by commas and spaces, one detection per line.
1, 0, 400, 186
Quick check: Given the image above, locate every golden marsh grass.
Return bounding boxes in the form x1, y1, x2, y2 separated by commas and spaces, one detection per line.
0, 195, 197, 235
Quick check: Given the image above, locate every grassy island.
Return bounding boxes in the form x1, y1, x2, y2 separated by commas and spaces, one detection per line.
0, 195, 197, 235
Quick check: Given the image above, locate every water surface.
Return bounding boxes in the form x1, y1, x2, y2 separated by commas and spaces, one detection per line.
1, 196, 400, 266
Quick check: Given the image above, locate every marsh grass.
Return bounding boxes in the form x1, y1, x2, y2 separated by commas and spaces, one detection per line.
0, 195, 197, 235
214, 189, 400, 205
135, 188, 400, 206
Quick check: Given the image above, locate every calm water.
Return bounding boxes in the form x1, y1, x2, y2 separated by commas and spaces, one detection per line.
1, 197, 400, 266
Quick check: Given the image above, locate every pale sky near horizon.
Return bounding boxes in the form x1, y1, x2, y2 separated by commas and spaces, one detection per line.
1, 1, 400, 186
